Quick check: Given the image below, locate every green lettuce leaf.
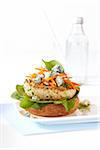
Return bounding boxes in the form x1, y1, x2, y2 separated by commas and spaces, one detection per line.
20, 98, 49, 109
62, 100, 68, 111
42, 59, 64, 71
20, 97, 33, 108
32, 103, 48, 109
67, 98, 75, 111
11, 91, 23, 100
16, 85, 26, 96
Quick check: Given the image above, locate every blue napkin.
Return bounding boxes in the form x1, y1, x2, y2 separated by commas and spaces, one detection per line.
0, 103, 100, 135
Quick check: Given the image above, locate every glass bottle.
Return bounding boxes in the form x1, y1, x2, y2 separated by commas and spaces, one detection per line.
65, 17, 89, 85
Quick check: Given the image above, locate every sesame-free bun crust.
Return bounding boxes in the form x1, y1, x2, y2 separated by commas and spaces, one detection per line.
26, 97, 79, 117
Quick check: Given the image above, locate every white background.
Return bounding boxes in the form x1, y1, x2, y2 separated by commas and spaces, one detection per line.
0, 0, 100, 150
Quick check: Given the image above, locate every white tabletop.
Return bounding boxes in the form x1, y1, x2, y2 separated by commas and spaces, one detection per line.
0, 120, 100, 150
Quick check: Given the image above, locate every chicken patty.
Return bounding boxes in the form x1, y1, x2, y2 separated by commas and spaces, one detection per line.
24, 81, 77, 100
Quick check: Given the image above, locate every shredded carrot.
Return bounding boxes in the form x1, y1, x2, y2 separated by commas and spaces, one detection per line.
71, 82, 80, 86
32, 66, 80, 90
49, 82, 55, 87
64, 79, 75, 88
38, 71, 44, 74
31, 73, 37, 78
35, 67, 49, 72
45, 77, 52, 81
63, 78, 68, 82
51, 79, 56, 86
43, 77, 56, 87
64, 78, 80, 90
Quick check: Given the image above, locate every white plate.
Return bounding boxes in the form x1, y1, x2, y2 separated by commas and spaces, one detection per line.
32, 114, 100, 125
17, 102, 100, 125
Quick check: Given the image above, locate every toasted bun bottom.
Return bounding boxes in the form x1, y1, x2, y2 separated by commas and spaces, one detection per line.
26, 97, 79, 117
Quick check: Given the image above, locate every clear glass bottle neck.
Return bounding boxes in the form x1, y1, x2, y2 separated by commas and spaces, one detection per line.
70, 23, 84, 35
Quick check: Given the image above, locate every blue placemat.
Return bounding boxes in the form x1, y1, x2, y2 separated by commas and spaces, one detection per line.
0, 103, 100, 135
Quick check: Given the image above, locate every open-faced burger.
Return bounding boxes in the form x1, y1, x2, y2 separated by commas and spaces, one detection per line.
11, 60, 80, 117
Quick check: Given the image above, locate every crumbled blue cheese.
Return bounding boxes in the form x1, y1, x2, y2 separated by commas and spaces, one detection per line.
38, 74, 44, 78
55, 76, 64, 86
78, 99, 91, 113
34, 75, 42, 83
44, 72, 51, 79
34, 77, 41, 83
52, 65, 63, 73
50, 71, 59, 76
82, 100, 90, 106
